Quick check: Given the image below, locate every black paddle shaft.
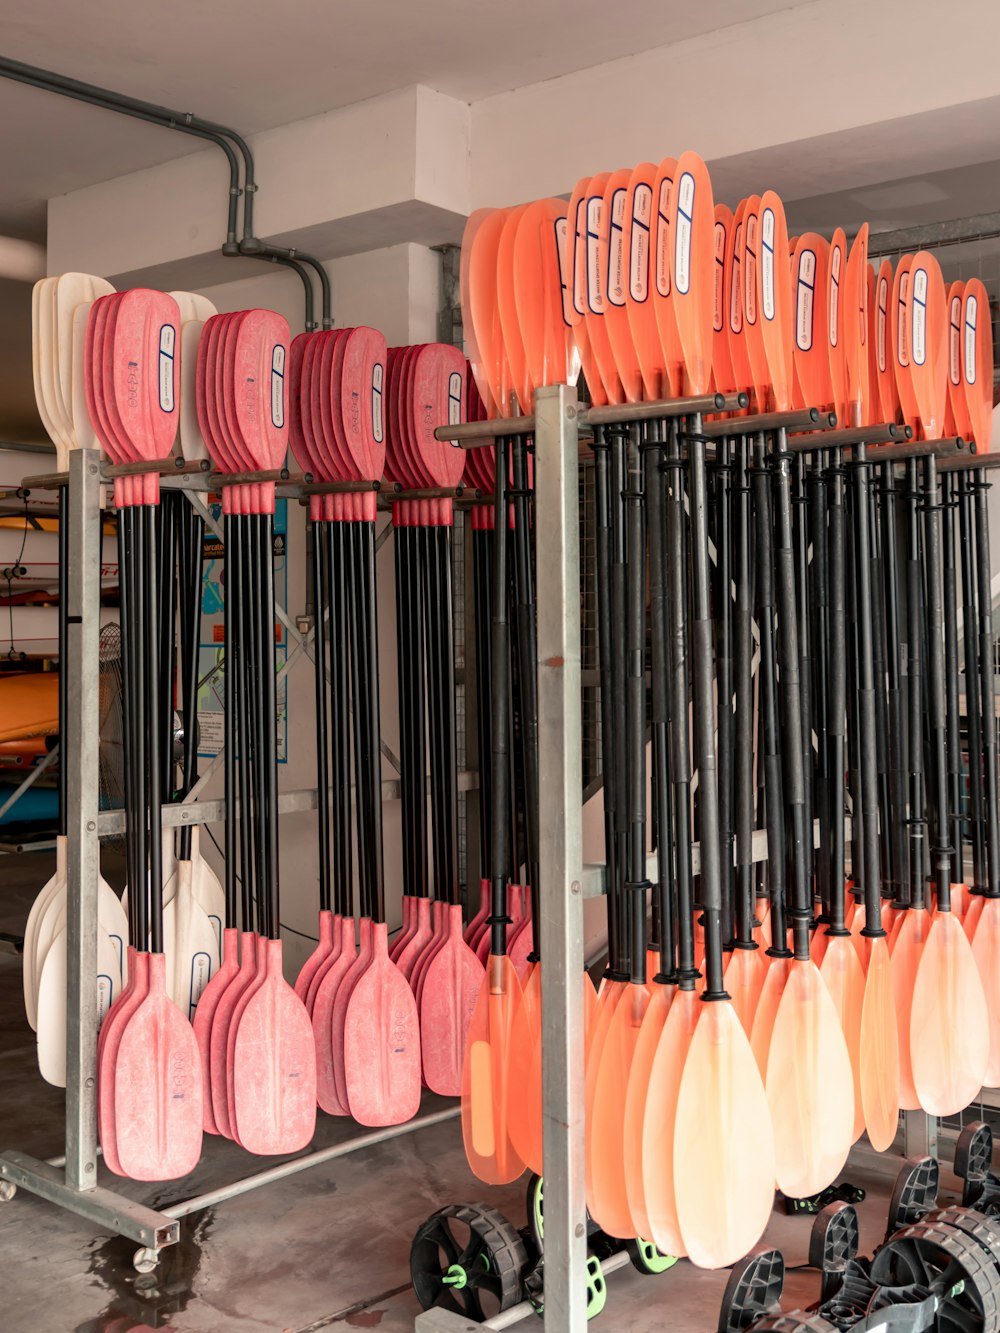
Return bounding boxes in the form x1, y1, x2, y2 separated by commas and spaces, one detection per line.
973, 471, 1000, 899
510, 438, 540, 935
360, 519, 385, 923
825, 450, 849, 937
489, 437, 512, 957
261, 511, 280, 939
922, 454, 953, 912
328, 522, 353, 916
177, 502, 204, 862
311, 521, 332, 914
959, 476, 986, 895
941, 475, 963, 876
904, 459, 927, 909
222, 511, 238, 930
714, 438, 735, 949
624, 423, 647, 987
880, 465, 909, 910
733, 435, 758, 953
144, 503, 164, 953
808, 453, 831, 923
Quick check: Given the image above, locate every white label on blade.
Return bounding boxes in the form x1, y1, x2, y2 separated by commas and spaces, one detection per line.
630, 184, 652, 303
713, 221, 727, 332
829, 246, 842, 347
761, 207, 776, 322
373, 361, 385, 441
97, 974, 113, 1022
448, 370, 463, 425
555, 217, 574, 326
911, 267, 928, 367
949, 295, 962, 386
270, 344, 285, 428
796, 250, 816, 351
607, 187, 626, 306
656, 176, 673, 298
586, 196, 604, 313
189, 953, 212, 1019
744, 214, 758, 326
572, 200, 587, 316
674, 171, 694, 296
897, 273, 911, 368
158, 323, 176, 413
730, 223, 744, 335
965, 293, 978, 385
877, 275, 888, 373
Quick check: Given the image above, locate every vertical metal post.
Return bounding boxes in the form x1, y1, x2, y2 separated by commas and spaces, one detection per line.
534, 384, 586, 1333
64, 451, 102, 1191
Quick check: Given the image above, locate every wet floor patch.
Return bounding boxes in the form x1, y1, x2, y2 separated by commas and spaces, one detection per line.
75, 1208, 215, 1332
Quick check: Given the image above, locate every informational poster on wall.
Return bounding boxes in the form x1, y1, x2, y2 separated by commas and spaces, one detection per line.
197, 496, 288, 763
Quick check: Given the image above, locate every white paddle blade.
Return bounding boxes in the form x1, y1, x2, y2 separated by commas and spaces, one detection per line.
22, 836, 68, 1030
162, 861, 221, 1019
36, 924, 125, 1087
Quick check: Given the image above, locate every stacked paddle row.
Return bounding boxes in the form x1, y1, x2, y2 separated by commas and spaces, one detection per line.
458, 150, 1000, 1272
287, 325, 423, 1128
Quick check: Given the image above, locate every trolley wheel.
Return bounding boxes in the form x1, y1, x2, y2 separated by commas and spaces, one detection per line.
717, 1247, 785, 1332
885, 1156, 939, 1239
920, 1206, 1000, 1269
132, 1247, 158, 1275
743, 1312, 838, 1333
809, 1201, 859, 1306
956, 1122, 997, 1210
871, 1215, 1000, 1333
0, 1180, 16, 1203
625, 1237, 678, 1275
411, 1203, 527, 1322
526, 1173, 544, 1253
521, 1252, 608, 1323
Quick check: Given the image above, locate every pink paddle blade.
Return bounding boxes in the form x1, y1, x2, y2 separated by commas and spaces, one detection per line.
312, 923, 357, 1114
231, 309, 290, 471
232, 939, 317, 1153
330, 918, 375, 1112
97, 947, 147, 1174
110, 289, 180, 482
295, 911, 334, 1002
337, 325, 388, 482
209, 932, 257, 1139
408, 343, 467, 488
464, 880, 490, 946
305, 915, 346, 1014
420, 906, 485, 1097
192, 927, 239, 1135
397, 897, 434, 983
113, 953, 202, 1180
344, 923, 421, 1125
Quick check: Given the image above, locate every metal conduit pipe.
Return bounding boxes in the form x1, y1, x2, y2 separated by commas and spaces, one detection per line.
0, 54, 333, 328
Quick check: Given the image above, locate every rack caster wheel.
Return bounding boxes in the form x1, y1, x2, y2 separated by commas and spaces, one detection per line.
522, 1253, 607, 1322
872, 1214, 1000, 1333
132, 1247, 158, 1275
625, 1237, 677, 1275
956, 1122, 1000, 1216
411, 1202, 528, 1322
0, 1180, 16, 1203
884, 1156, 939, 1240
717, 1247, 784, 1332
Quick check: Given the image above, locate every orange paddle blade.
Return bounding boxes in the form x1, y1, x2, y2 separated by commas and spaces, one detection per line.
421, 908, 485, 1098
966, 893, 986, 941
506, 962, 542, 1174
910, 910, 990, 1115
590, 982, 651, 1238
946, 286, 971, 439
908, 251, 948, 439
624, 162, 666, 400
712, 204, 736, 395
113, 953, 203, 1180
584, 977, 625, 1209
890, 907, 929, 1109
971, 900, 1000, 1086
765, 958, 854, 1198
791, 234, 832, 412
513, 199, 580, 397
622, 983, 673, 1239
963, 278, 994, 449
673, 1000, 776, 1269
723, 946, 765, 1035
641, 988, 700, 1257
859, 936, 900, 1151
757, 190, 794, 412
582, 171, 625, 405
460, 210, 498, 417
468, 208, 513, 414
750, 953, 789, 1076
496, 204, 532, 412
232, 940, 318, 1152
566, 175, 607, 406
843, 225, 870, 429
651, 156, 684, 397
668, 151, 715, 396
601, 167, 643, 403
874, 259, 899, 424
891, 255, 919, 432
827, 227, 848, 424
740, 196, 770, 411
727, 199, 753, 397
461, 954, 526, 1184
819, 936, 865, 1142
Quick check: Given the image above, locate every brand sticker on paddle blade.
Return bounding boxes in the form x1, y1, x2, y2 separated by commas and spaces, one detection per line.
586, 196, 604, 313
911, 267, 928, 367
573, 201, 588, 317
965, 293, 978, 385
607, 188, 626, 307
713, 221, 727, 332
555, 217, 574, 326
761, 207, 775, 322
877, 275, 888, 373
674, 171, 694, 297
950, 295, 962, 386
829, 246, 842, 347
271, 344, 286, 428
744, 214, 758, 326
373, 361, 385, 442
159, 324, 176, 413
898, 273, 911, 368
448, 370, 463, 425
630, 184, 652, 303
656, 176, 673, 299
730, 223, 744, 335
796, 249, 816, 351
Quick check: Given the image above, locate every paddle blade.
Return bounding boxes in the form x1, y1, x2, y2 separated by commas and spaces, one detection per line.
726, 199, 752, 396
582, 171, 624, 404
513, 199, 580, 394
711, 205, 736, 395
461, 955, 526, 1184
651, 157, 683, 397
971, 900, 1000, 1087
641, 988, 700, 1257
590, 982, 650, 1238
506, 963, 542, 1174
460, 209, 498, 415
873, 259, 900, 424
192, 928, 240, 1135
469, 209, 514, 414
842, 225, 870, 428
741, 196, 770, 411
723, 946, 765, 1035
621, 984, 672, 1240
420, 911, 485, 1098
674, 1001, 776, 1269
859, 936, 900, 1150
910, 911, 990, 1115
891, 255, 919, 431
766, 959, 854, 1198
113, 954, 203, 1180
890, 908, 929, 1109
601, 167, 643, 403
345, 932, 421, 1126
946, 285, 971, 439
668, 151, 715, 396
232, 940, 317, 1153
757, 190, 793, 411
827, 228, 848, 424
819, 935, 865, 1142
963, 278, 994, 450
908, 251, 947, 439
623, 162, 666, 400
496, 204, 532, 411
749, 953, 789, 1076
566, 175, 607, 406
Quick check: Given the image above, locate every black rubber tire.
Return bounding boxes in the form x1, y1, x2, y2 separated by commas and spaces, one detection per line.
411, 1202, 528, 1321
872, 1215, 1000, 1333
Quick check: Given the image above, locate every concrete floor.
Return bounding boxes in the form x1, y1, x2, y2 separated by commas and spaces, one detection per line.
0, 849, 963, 1333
